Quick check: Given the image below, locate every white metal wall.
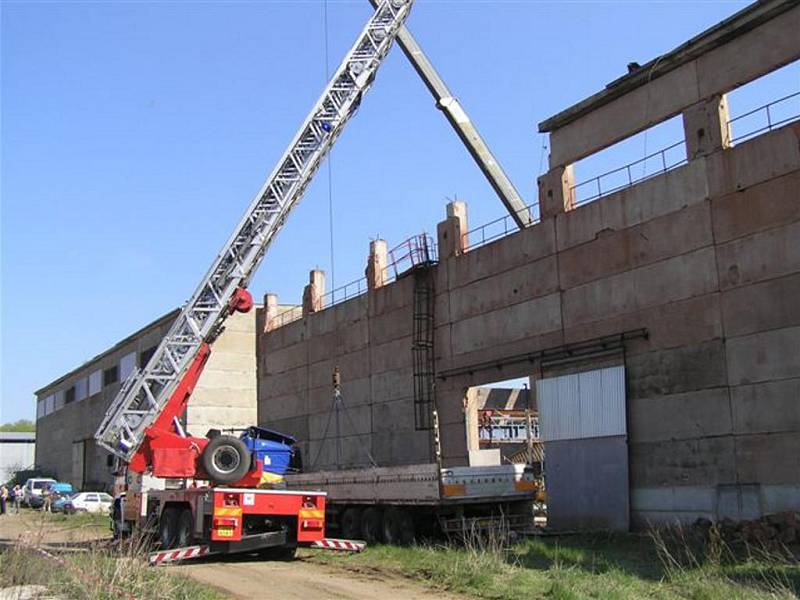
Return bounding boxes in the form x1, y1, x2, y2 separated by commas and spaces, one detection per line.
537, 365, 626, 441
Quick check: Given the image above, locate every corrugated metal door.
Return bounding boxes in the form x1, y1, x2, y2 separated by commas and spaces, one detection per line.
537, 365, 629, 531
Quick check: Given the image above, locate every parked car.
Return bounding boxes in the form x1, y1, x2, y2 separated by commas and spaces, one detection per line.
69, 492, 113, 514
52, 492, 77, 514
22, 478, 56, 507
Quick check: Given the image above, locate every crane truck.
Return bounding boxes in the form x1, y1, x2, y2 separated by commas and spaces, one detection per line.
93, 0, 415, 561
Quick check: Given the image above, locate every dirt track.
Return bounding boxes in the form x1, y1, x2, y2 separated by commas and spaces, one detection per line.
176, 554, 465, 600
0, 512, 465, 600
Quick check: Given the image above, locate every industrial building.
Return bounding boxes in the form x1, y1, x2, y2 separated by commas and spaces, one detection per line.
33, 307, 262, 490
29, 0, 798, 530
257, 1, 800, 530
0, 432, 36, 484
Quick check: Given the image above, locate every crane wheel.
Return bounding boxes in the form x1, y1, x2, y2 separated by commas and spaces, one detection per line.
159, 507, 180, 549
175, 508, 194, 548
382, 507, 414, 546
202, 435, 251, 484
340, 507, 362, 540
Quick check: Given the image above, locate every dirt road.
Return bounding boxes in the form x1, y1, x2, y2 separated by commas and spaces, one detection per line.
1, 511, 465, 600
177, 554, 465, 600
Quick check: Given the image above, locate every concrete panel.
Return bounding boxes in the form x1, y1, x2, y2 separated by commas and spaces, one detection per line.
563, 293, 723, 356
559, 202, 713, 289
556, 159, 709, 252
546, 436, 629, 531
260, 366, 307, 397
735, 432, 800, 485
726, 325, 800, 385
711, 171, 800, 244
696, 6, 800, 99
369, 305, 412, 346
563, 248, 719, 327
721, 273, 800, 338
309, 403, 372, 440
706, 123, 800, 198
266, 415, 309, 444
370, 368, 414, 403
731, 378, 800, 435
627, 340, 728, 400
371, 430, 431, 467
628, 388, 732, 443
450, 293, 562, 355
630, 436, 736, 487
261, 391, 307, 421
369, 276, 414, 316
372, 397, 416, 433
716, 221, 800, 290
369, 336, 414, 374
264, 341, 308, 375
449, 219, 557, 289
548, 61, 700, 167
448, 255, 559, 322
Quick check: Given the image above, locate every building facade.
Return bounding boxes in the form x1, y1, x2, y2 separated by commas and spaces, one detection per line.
34, 308, 259, 490
0, 432, 36, 484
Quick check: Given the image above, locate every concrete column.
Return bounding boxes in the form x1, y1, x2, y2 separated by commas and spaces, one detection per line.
302, 269, 325, 315
537, 164, 575, 219
263, 293, 279, 333
436, 200, 469, 259
682, 94, 732, 160
365, 239, 388, 290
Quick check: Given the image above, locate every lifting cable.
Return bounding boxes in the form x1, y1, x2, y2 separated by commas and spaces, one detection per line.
323, 0, 336, 290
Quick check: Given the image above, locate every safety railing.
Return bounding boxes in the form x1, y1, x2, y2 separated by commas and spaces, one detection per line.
728, 90, 800, 144
571, 140, 687, 206
267, 233, 438, 330
462, 202, 540, 253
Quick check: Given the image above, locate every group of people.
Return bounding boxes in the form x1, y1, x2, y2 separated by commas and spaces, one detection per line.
0, 484, 23, 515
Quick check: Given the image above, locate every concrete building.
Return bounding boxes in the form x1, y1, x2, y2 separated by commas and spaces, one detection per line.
34, 307, 261, 490
0, 432, 36, 484
257, 0, 800, 530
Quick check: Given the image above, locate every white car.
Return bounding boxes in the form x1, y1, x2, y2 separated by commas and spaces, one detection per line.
70, 492, 114, 514
22, 478, 57, 507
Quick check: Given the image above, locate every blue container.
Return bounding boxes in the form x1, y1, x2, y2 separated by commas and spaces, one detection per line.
240, 427, 298, 476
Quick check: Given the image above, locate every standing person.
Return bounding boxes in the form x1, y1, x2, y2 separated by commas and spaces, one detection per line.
42, 484, 52, 513
12, 484, 22, 514
0, 484, 8, 516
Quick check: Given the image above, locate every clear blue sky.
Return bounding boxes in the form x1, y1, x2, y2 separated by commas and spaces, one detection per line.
2, 0, 797, 423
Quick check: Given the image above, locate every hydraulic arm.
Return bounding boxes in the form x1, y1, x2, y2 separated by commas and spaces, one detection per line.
95, 0, 415, 479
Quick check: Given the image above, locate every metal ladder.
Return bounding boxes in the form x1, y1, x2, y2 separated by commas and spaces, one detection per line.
95, 0, 415, 461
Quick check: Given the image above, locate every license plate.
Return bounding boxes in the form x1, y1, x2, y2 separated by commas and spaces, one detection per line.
216, 527, 234, 538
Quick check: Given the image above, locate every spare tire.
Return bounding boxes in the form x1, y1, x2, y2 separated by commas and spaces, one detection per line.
202, 435, 251, 484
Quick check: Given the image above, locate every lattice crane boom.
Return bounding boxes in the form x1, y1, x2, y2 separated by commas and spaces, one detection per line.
95, 0, 415, 462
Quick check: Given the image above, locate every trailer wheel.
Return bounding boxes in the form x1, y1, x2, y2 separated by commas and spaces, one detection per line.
383, 507, 414, 546
340, 507, 362, 540
175, 508, 194, 548
360, 507, 383, 544
159, 507, 180, 549
202, 435, 251, 484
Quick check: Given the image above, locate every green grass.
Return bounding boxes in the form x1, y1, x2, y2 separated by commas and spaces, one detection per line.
305, 532, 800, 599
0, 532, 225, 600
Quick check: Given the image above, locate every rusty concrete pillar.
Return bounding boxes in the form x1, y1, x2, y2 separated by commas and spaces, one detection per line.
365, 239, 388, 290
263, 293, 279, 332
683, 94, 732, 160
437, 200, 469, 259
537, 164, 575, 219
302, 269, 325, 315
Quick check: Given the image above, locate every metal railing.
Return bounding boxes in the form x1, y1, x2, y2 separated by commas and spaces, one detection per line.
728, 90, 800, 144
267, 233, 438, 331
462, 202, 540, 252
571, 140, 687, 206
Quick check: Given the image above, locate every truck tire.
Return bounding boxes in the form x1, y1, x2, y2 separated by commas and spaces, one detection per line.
360, 507, 383, 544
340, 507, 362, 540
175, 508, 194, 548
202, 435, 251, 484
159, 507, 180, 549
259, 545, 297, 561
383, 507, 414, 546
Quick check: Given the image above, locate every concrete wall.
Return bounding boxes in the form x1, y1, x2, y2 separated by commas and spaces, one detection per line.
34, 308, 259, 490
257, 120, 800, 524
0, 433, 36, 483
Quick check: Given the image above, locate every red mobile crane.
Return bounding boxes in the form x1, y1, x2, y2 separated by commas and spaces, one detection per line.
93, 0, 415, 561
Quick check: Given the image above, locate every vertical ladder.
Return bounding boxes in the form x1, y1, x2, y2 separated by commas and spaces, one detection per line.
412, 260, 436, 432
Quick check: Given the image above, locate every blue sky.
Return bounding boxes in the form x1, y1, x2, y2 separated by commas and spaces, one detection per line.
2, 0, 798, 423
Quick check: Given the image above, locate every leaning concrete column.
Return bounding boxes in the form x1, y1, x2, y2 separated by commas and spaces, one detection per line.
436, 201, 469, 259
537, 164, 575, 219
263, 293, 279, 332
302, 269, 325, 315
365, 239, 388, 290
682, 94, 732, 160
